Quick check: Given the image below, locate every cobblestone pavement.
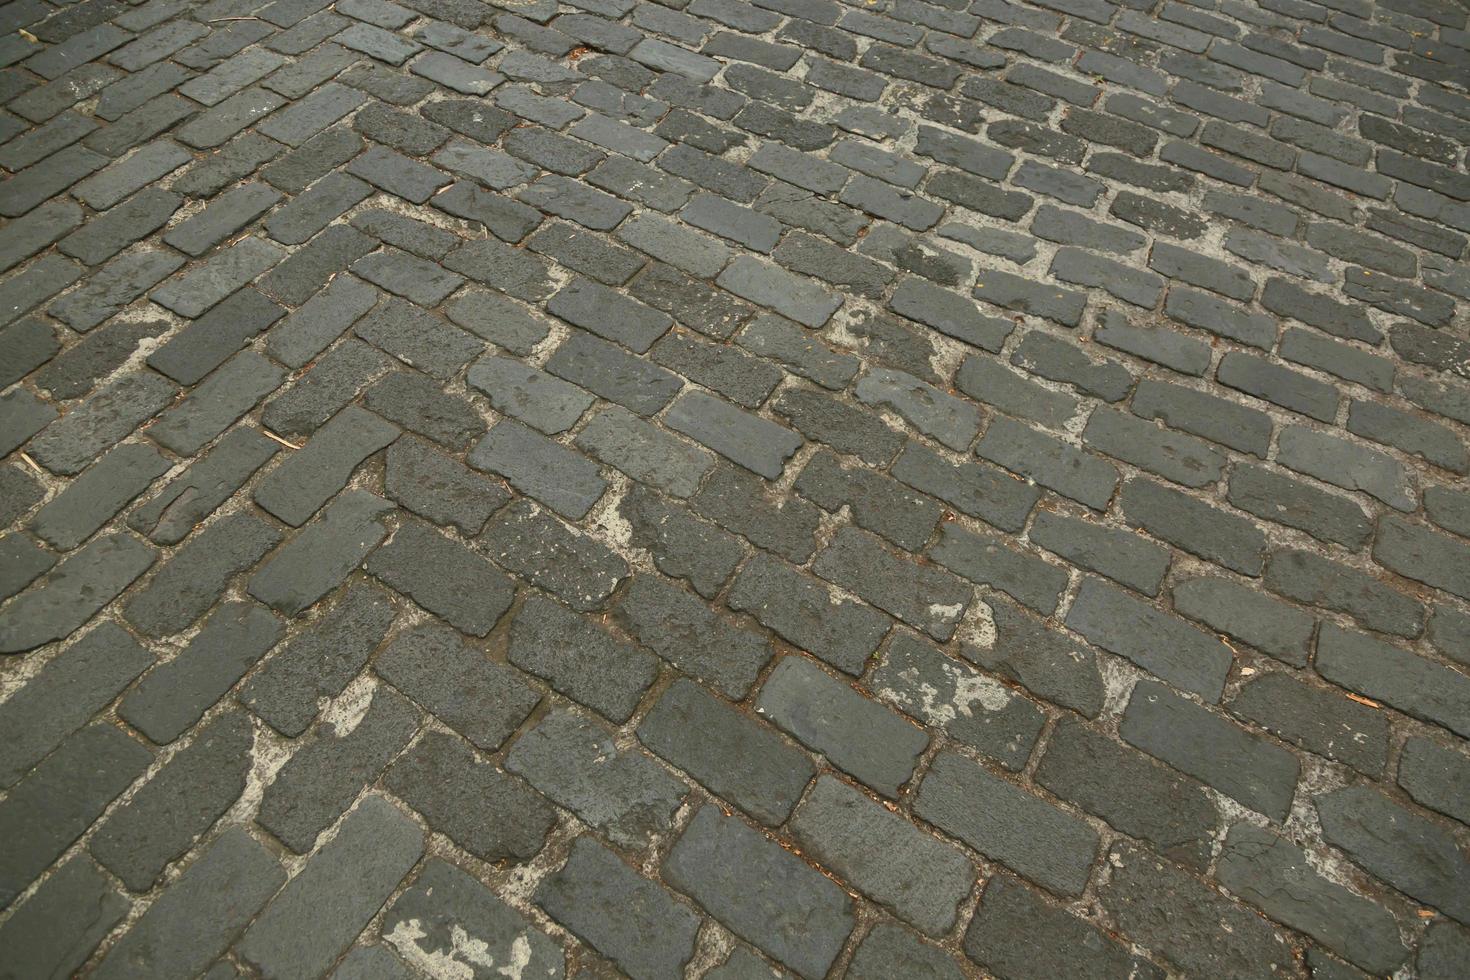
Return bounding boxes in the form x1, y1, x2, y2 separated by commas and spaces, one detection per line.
1, 0, 1469, 974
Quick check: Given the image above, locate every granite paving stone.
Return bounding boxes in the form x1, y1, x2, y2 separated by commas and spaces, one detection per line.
2, 1, 1466, 972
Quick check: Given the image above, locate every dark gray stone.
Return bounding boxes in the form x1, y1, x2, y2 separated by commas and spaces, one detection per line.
1219, 824, 1407, 974
248, 491, 394, 616
383, 437, 507, 536
381, 860, 565, 980
1315, 785, 1470, 925
1266, 549, 1424, 638
616, 573, 769, 698
241, 584, 398, 737
507, 709, 686, 849
124, 512, 281, 638
0, 533, 157, 654
854, 367, 981, 452
31, 442, 170, 551
965, 873, 1164, 980
120, 601, 282, 744
129, 428, 279, 544
480, 499, 627, 611
665, 390, 801, 479
1099, 841, 1295, 978
795, 450, 940, 551
238, 796, 425, 980
263, 339, 395, 439
931, 521, 1068, 616
0, 856, 129, 979
1172, 576, 1314, 666
792, 775, 972, 937
1120, 478, 1265, 577
1230, 672, 1388, 777
1066, 578, 1233, 702
976, 416, 1118, 512
355, 297, 483, 382
916, 750, 1099, 897
891, 441, 1040, 533
1122, 681, 1299, 822
147, 288, 286, 388
384, 730, 555, 862
90, 710, 253, 890
813, 527, 970, 641
1316, 623, 1470, 739
92, 829, 285, 980
509, 594, 657, 723
757, 656, 927, 797
537, 836, 701, 980
664, 807, 854, 979
1030, 509, 1169, 596
376, 620, 539, 751
727, 553, 889, 675
27, 371, 175, 476
368, 519, 515, 636
259, 687, 419, 853
0, 622, 151, 789
874, 628, 1043, 771
469, 421, 606, 519
1399, 736, 1470, 827
618, 488, 743, 599
639, 678, 814, 826
0, 724, 152, 906
1374, 515, 1470, 602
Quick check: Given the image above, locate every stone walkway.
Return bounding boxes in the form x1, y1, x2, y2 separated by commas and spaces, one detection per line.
1, 0, 1469, 975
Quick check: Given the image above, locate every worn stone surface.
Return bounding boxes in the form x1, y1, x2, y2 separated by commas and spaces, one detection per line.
382, 859, 564, 980
3, 1, 1467, 974
791, 775, 972, 937
665, 806, 855, 979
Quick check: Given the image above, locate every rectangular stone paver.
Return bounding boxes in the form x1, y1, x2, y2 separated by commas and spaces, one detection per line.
916, 750, 1099, 897
93, 829, 286, 980
382, 860, 565, 980
238, 796, 424, 980
755, 656, 927, 798
638, 678, 813, 826
791, 775, 973, 937
538, 837, 701, 980
665, 807, 855, 979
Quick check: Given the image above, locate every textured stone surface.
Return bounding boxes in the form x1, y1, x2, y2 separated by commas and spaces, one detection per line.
665, 807, 854, 979
3, 2, 1467, 974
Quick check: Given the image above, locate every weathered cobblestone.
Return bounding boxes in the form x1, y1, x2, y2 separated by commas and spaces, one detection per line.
641, 677, 814, 827
966, 874, 1163, 980
665, 806, 854, 978
4, 0, 1468, 971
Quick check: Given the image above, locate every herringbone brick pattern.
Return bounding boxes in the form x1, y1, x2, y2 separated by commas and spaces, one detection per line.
0, 0, 1468, 975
